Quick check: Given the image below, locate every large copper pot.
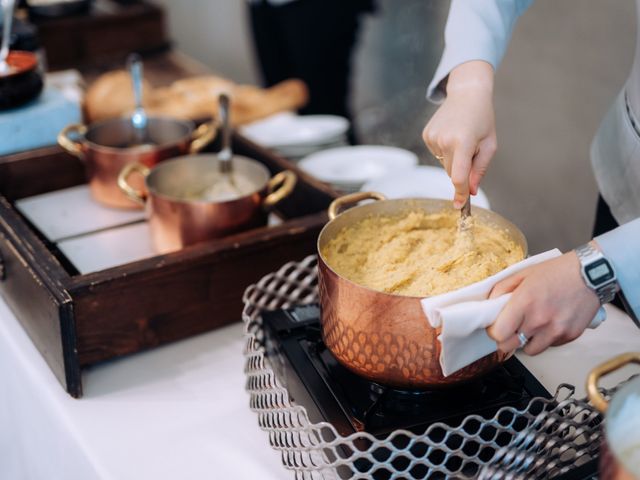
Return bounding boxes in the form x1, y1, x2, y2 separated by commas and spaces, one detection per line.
58, 117, 216, 209
587, 353, 640, 480
117, 154, 296, 253
317, 192, 528, 389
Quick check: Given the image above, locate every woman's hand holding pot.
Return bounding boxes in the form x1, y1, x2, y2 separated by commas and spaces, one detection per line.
487, 251, 601, 355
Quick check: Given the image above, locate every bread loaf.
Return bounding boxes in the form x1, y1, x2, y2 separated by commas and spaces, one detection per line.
84, 72, 309, 125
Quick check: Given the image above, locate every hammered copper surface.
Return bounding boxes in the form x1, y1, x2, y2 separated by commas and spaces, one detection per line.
319, 257, 507, 388
600, 439, 638, 480
317, 195, 525, 389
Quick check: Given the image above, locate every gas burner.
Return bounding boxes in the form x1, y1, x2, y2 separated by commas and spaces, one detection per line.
262, 304, 552, 438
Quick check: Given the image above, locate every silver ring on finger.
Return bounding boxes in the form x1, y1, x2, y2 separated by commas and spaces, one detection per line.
517, 331, 529, 349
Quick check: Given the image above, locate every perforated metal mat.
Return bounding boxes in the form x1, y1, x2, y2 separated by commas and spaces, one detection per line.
243, 255, 612, 479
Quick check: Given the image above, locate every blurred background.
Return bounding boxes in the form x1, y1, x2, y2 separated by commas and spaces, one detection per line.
2, 0, 636, 253
155, 0, 636, 253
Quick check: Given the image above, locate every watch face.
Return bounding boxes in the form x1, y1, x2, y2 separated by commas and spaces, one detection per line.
585, 258, 615, 286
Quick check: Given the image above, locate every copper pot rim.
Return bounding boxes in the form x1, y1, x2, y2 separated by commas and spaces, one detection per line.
77, 116, 197, 154
317, 196, 529, 300
142, 154, 273, 206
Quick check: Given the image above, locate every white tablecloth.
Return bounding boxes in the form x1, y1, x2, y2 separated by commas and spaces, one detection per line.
1, 297, 639, 480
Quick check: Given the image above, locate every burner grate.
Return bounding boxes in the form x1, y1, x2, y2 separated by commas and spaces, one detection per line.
243, 256, 616, 479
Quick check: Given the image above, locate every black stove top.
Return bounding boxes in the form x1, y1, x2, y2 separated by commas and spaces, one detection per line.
262, 303, 552, 438
261, 304, 599, 479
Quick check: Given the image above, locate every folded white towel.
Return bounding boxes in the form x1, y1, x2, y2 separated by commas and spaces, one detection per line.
420, 249, 606, 376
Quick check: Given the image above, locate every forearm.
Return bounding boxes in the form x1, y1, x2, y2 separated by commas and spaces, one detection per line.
446, 61, 495, 98
594, 217, 640, 319
427, 0, 534, 103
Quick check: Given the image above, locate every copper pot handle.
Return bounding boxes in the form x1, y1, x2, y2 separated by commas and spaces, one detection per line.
189, 121, 217, 154
586, 352, 640, 412
328, 191, 387, 220
117, 162, 150, 206
57, 123, 87, 157
264, 170, 297, 209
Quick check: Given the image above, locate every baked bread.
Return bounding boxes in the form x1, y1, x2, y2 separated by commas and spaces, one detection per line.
84, 70, 154, 122
84, 71, 309, 125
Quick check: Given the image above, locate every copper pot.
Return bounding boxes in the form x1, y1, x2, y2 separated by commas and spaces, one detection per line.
317, 192, 528, 389
117, 154, 296, 253
587, 353, 640, 480
57, 117, 216, 209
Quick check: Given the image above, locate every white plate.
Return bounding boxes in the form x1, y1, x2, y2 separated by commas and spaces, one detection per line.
299, 145, 418, 188
240, 113, 349, 148
362, 165, 491, 209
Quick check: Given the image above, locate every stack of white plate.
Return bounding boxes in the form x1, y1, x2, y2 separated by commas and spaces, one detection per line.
362, 165, 491, 209
298, 145, 419, 192
240, 112, 349, 161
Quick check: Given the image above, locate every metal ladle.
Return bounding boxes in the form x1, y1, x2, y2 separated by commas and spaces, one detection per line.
437, 196, 473, 273
0, 0, 16, 75
460, 195, 471, 229
127, 53, 150, 147
186, 93, 244, 202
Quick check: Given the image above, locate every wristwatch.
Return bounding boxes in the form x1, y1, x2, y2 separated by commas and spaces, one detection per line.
574, 242, 619, 304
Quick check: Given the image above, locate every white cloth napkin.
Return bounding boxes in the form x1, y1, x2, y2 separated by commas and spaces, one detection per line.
420, 249, 607, 376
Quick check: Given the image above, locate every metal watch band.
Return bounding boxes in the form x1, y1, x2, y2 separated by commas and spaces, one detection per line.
575, 243, 618, 304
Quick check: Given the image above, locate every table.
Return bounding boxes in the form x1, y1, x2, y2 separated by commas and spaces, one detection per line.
1, 296, 639, 480
0, 298, 285, 480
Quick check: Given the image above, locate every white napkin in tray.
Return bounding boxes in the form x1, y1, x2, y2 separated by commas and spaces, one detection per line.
420, 249, 607, 376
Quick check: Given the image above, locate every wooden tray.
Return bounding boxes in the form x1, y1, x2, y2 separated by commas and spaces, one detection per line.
0, 135, 337, 397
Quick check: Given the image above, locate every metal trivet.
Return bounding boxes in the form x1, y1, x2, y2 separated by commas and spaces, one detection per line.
243, 256, 613, 479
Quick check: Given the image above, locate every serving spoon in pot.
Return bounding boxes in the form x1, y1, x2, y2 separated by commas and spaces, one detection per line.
185, 93, 246, 202
437, 196, 474, 273
127, 53, 150, 147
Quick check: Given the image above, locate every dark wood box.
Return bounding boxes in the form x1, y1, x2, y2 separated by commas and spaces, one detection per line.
31, 0, 170, 71
0, 136, 337, 397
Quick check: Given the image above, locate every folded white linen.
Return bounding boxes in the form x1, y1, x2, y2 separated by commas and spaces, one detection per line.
420, 249, 607, 376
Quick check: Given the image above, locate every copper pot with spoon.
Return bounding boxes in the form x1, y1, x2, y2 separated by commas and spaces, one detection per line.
117, 93, 296, 253
58, 54, 216, 209
317, 191, 527, 389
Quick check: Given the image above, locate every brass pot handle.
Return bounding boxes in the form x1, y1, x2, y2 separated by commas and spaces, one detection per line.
586, 352, 640, 412
328, 191, 387, 220
117, 162, 151, 206
57, 123, 87, 157
264, 170, 297, 209
189, 121, 217, 154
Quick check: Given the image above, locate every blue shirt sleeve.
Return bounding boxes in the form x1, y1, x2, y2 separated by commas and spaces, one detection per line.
427, 0, 535, 103
596, 217, 640, 319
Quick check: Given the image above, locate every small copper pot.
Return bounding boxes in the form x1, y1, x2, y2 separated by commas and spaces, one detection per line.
317, 192, 528, 389
117, 154, 296, 253
587, 353, 640, 480
58, 117, 216, 209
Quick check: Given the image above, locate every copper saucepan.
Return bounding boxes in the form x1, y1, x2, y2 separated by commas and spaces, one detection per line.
58, 116, 216, 209
587, 353, 640, 480
118, 154, 297, 253
317, 192, 528, 389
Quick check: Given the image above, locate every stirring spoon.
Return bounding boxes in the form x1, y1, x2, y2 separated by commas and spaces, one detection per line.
127, 53, 149, 146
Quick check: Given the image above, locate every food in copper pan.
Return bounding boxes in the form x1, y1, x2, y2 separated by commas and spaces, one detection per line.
322, 209, 524, 297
